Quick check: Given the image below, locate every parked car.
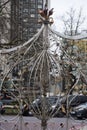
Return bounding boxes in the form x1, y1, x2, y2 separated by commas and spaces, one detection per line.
49, 102, 65, 117
0, 101, 5, 114
0, 90, 16, 105
70, 102, 87, 119
22, 104, 33, 116
30, 96, 61, 117
49, 95, 87, 117
61, 95, 87, 107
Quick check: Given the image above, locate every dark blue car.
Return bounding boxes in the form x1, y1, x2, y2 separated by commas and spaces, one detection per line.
0, 101, 5, 114
70, 102, 87, 119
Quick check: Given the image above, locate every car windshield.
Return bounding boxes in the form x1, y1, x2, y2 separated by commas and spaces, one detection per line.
47, 97, 59, 105
32, 96, 60, 106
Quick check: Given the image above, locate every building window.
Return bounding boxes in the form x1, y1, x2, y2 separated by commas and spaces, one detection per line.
30, 4, 35, 8
38, 4, 42, 9
23, 18, 28, 22
38, 0, 43, 4
38, 0, 42, 2
23, 9, 29, 13
22, 0, 29, 2
31, 0, 35, 2
29, 28, 34, 32
30, 14, 35, 18
30, 9, 36, 13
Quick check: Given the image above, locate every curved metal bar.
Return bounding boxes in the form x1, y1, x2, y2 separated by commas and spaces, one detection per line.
0, 25, 44, 54
48, 25, 87, 40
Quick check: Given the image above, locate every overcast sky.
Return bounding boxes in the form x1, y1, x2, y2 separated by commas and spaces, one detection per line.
50, 0, 87, 32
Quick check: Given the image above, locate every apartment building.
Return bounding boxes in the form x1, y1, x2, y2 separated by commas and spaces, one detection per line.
10, 0, 50, 43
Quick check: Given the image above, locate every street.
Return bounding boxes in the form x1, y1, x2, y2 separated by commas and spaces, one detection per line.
0, 116, 87, 130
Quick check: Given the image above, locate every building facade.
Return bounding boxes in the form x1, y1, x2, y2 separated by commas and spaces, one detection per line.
0, 0, 10, 44
10, 0, 48, 44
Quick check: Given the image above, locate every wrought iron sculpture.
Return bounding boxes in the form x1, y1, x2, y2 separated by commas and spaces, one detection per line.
0, 2, 87, 130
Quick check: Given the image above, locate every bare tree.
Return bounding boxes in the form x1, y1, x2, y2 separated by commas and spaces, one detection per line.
60, 8, 86, 93
61, 8, 85, 36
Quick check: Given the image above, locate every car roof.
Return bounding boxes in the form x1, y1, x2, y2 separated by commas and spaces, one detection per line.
61, 95, 87, 106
